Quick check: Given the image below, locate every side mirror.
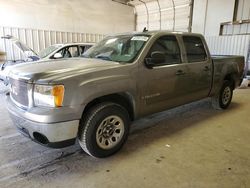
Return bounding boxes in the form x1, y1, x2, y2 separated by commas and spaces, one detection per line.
53, 53, 63, 59
145, 51, 165, 68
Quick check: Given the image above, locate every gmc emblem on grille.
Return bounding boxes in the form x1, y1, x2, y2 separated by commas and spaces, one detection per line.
11, 85, 18, 96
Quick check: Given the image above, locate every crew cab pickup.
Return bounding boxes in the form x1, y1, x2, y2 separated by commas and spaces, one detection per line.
6, 31, 245, 158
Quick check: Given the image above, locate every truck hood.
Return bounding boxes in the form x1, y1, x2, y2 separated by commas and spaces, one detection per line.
9, 58, 122, 83
1, 35, 40, 61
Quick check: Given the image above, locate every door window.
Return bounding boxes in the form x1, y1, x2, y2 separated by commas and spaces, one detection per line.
57, 46, 79, 58
68, 46, 79, 57
79, 45, 92, 55
183, 36, 207, 63
147, 36, 181, 66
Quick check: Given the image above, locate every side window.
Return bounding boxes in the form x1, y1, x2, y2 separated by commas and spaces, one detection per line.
183, 36, 207, 63
67, 46, 79, 57
56, 48, 64, 56
56, 46, 78, 58
147, 36, 181, 66
79, 45, 92, 55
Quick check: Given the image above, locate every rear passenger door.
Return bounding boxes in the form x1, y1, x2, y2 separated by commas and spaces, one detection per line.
182, 36, 212, 99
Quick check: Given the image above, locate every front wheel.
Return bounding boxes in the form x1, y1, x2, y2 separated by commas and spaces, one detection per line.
78, 102, 130, 158
212, 80, 233, 109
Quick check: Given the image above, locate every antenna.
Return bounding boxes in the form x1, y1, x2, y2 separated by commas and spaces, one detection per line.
143, 27, 148, 32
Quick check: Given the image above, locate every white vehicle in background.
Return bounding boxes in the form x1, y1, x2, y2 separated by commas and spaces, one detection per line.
0, 35, 94, 84
38, 42, 94, 60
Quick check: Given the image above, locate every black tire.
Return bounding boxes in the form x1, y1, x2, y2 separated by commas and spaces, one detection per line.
78, 102, 130, 158
212, 80, 233, 110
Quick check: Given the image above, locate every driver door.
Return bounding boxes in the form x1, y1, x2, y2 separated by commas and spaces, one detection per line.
139, 35, 189, 116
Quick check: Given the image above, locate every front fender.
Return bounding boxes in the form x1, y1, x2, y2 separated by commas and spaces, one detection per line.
60, 64, 139, 120
78, 74, 137, 106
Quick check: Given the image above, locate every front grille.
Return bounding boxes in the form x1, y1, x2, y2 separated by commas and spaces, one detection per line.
9, 78, 29, 107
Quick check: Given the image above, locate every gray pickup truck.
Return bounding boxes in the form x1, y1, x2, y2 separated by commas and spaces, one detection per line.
6, 31, 245, 158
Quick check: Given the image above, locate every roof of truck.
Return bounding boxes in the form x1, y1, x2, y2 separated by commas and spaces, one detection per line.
109, 30, 203, 37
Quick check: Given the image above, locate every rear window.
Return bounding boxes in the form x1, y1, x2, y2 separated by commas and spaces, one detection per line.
183, 36, 207, 63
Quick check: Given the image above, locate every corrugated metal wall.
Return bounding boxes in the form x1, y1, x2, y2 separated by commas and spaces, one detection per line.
134, 0, 191, 32
205, 35, 250, 70
0, 26, 105, 60
205, 35, 250, 59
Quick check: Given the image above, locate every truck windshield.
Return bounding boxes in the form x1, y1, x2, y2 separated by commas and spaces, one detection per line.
39, 44, 63, 58
82, 35, 149, 63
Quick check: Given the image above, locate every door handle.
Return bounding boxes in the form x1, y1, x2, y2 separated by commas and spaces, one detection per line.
175, 70, 185, 75
203, 66, 210, 71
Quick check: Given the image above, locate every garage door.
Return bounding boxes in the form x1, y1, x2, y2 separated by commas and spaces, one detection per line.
131, 0, 192, 32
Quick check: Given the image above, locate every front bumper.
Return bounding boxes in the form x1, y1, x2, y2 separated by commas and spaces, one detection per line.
6, 95, 80, 148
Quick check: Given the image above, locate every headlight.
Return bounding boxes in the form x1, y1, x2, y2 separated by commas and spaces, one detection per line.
34, 84, 64, 107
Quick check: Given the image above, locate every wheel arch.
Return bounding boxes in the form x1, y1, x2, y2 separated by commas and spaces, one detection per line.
223, 73, 236, 89
81, 93, 136, 122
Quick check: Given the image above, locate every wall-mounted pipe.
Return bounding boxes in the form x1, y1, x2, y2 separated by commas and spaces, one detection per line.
203, 0, 208, 35
139, 0, 149, 30
239, 0, 246, 34
171, 0, 176, 31
246, 8, 250, 33
188, 0, 194, 32
133, 5, 137, 31
156, 0, 162, 30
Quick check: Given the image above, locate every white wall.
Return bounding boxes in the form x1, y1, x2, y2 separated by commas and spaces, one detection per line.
192, 0, 207, 34
0, 0, 135, 35
192, 0, 235, 36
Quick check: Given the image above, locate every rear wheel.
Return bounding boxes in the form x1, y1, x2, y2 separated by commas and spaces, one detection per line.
78, 102, 130, 158
212, 80, 233, 109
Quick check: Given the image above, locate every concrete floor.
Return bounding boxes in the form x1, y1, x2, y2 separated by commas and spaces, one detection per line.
0, 83, 250, 188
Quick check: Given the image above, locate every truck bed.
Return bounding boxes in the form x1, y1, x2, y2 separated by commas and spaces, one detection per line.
211, 55, 245, 74
211, 54, 245, 90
